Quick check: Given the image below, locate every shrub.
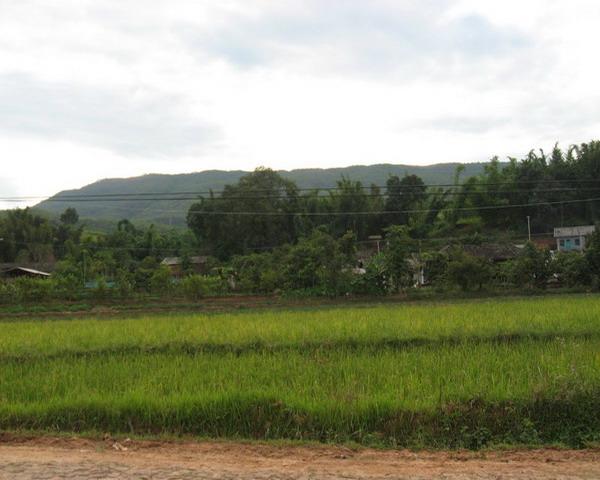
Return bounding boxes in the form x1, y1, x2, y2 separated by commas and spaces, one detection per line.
553, 252, 591, 287
149, 266, 173, 294
0, 281, 18, 304
11, 277, 56, 302
446, 253, 492, 291
230, 253, 275, 293
350, 253, 388, 295
115, 269, 134, 298
92, 277, 111, 300
180, 275, 225, 300
135, 256, 160, 292
259, 269, 282, 294
54, 273, 82, 300
422, 251, 449, 287
493, 260, 515, 288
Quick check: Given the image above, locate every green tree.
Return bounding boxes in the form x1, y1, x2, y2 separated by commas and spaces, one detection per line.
422, 251, 449, 286
230, 252, 280, 293
115, 268, 135, 298
327, 177, 370, 238
53, 257, 83, 299
553, 252, 590, 287
280, 229, 354, 295
385, 174, 426, 226
135, 256, 160, 292
149, 265, 173, 294
60, 208, 79, 226
446, 252, 492, 291
383, 225, 414, 291
585, 228, 600, 278
0, 208, 55, 262
511, 242, 551, 289
188, 168, 299, 259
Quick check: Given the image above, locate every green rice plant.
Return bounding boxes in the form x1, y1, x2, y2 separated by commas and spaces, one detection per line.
1, 295, 600, 448
1, 295, 600, 358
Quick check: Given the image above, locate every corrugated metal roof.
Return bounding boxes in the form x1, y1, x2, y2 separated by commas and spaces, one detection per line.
2, 267, 51, 276
554, 225, 595, 238
161, 256, 209, 266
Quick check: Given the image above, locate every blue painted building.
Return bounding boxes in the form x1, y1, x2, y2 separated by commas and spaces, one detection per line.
554, 225, 595, 252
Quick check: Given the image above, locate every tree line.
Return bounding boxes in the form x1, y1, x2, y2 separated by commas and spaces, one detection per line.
188, 141, 600, 259
1, 140, 600, 303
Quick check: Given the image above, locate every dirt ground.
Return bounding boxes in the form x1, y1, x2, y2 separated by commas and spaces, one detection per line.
0, 436, 599, 479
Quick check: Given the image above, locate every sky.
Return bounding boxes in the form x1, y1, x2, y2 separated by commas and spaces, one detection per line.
1, 0, 600, 208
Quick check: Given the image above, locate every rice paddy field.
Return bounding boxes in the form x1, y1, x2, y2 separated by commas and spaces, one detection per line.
1, 295, 600, 449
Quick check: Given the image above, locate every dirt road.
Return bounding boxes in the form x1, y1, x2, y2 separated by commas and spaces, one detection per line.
0, 436, 599, 479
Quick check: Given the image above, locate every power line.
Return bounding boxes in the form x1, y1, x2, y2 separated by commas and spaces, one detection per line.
181, 196, 600, 216
4, 178, 600, 202
4, 187, 600, 203
5, 191, 600, 229
6, 195, 595, 217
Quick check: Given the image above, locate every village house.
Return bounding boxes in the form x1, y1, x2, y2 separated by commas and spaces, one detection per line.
356, 236, 382, 266
531, 236, 556, 251
0, 266, 52, 279
160, 256, 210, 278
553, 225, 596, 252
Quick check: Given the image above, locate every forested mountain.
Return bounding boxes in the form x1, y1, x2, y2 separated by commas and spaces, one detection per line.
35, 163, 490, 225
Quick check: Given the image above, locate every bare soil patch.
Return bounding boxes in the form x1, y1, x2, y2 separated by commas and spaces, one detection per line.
1, 435, 599, 479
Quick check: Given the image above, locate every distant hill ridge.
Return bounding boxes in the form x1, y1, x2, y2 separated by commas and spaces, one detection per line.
36, 162, 491, 226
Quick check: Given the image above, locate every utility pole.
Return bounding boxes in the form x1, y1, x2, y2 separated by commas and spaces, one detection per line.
526, 216, 531, 242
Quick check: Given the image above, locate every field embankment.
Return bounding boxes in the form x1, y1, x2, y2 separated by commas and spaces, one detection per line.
1, 296, 599, 449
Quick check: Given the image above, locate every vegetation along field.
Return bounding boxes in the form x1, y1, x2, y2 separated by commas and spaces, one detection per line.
1, 295, 600, 449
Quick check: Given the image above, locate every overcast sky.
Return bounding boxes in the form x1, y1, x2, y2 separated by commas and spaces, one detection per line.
1, 0, 599, 208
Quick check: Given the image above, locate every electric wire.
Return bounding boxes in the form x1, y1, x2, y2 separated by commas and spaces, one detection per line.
4, 178, 600, 202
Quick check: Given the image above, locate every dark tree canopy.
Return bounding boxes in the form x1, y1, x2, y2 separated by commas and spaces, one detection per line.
385, 174, 426, 225
187, 168, 300, 259
60, 208, 79, 226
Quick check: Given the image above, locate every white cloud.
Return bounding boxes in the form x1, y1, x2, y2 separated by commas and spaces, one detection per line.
0, 0, 599, 205
0, 74, 219, 157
